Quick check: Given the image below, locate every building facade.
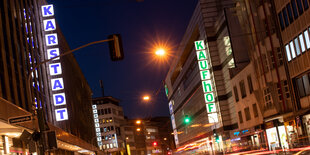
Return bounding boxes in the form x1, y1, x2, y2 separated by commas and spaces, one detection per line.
92, 96, 126, 154
0, 0, 100, 154
164, 0, 240, 153
123, 117, 174, 155
275, 0, 310, 147
165, 0, 310, 153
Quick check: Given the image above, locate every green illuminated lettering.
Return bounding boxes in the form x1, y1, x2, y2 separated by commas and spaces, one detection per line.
199, 60, 208, 70
198, 51, 207, 60
195, 40, 205, 50
205, 93, 214, 103
202, 80, 212, 92
200, 70, 210, 80
207, 103, 216, 113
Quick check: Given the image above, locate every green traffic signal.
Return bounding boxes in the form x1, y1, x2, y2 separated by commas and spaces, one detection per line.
184, 115, 190, 124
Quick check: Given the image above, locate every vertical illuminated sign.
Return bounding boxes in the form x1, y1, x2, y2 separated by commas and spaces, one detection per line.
92, 105, 102, 146
194, 40, 219, 123
41, 4, 68, 121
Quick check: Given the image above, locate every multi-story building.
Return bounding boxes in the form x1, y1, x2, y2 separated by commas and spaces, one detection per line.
92, 96, 126, 154
274, 0, 310, 146
164, 0, 245, 153
0, 0, 100, 154
123, 117, 174, 155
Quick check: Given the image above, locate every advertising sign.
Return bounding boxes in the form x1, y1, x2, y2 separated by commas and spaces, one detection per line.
42, 4, 68, 121
194, 40, 219, 123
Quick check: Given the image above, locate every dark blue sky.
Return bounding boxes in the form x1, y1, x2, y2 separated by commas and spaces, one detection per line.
47, 0, 197, 118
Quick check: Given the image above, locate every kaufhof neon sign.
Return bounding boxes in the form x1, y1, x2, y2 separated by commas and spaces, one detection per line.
194, 40, 218, 123
42, 5, 68, 121
92, 105, 102, 146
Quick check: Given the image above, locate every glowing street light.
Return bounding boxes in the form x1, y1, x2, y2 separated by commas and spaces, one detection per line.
155, 48, 166, 56
136, 128, 141, 132
136, 120, 142, 125
143, 95, 150, 101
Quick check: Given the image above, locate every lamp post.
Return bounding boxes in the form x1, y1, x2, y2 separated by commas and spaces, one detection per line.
27, 38, 116, 154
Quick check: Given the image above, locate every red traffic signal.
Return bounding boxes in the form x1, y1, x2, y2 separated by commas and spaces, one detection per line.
153, 141, 158, 146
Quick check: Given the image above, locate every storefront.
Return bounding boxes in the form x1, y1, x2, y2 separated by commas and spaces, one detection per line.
228, 127, 265, 153
265, 120, 289, 150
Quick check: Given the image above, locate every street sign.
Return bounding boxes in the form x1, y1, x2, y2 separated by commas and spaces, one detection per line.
8, 115, 32, 124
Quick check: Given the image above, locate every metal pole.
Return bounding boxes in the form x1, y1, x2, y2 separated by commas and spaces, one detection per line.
27, 39, 114, 154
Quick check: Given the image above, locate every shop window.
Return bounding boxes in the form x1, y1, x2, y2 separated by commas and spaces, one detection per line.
304, 30, 310, 49
290, 41, 296, 58
247, 75, 254, 94
286, 4, 294, 23
238, 111, 243, 123
291, 0, 299, 19
253, 103, 259, 117
282, 9, 289, 27
240, 80, 247, 98
299, 34, 306, 53
285, 45, 292, 61
296, 0, 304, 15
294, 37, 301, 56
234, 86, 239, 102
244, 107, 251, 121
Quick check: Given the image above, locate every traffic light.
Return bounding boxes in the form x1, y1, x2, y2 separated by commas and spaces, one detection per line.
153, 141, 158, 146
184, 115, 191, 124
213, 129, 220, 143
108, 34, 124, 61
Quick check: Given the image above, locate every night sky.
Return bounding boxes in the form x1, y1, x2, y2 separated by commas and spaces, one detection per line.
47, 0, 198, 118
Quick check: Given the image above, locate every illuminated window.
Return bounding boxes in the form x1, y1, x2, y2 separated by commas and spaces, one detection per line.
107, 144, 109, 149
294, 37, 301, 56
102, 119, 106, 124
304, 30, 310, 49
285, 45, 292, 61
113, 143, 117, 148
299, 34, 306, 52
110, 143, 113, 148
290, 41, 296, 58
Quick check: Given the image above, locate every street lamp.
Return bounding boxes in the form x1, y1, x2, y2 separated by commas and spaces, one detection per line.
27, 37, 122, 154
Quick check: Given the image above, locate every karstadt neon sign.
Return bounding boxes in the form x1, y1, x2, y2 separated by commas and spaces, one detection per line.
42, 4, 68, 121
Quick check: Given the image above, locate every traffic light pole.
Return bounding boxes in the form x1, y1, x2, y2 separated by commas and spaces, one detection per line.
27, 38, 114, 155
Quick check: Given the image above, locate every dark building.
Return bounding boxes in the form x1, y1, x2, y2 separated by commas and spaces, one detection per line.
123, 117, 174, 155
0, 0, 100, 154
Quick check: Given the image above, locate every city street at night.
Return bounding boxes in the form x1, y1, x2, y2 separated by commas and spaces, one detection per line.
1, 0, 310, 155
